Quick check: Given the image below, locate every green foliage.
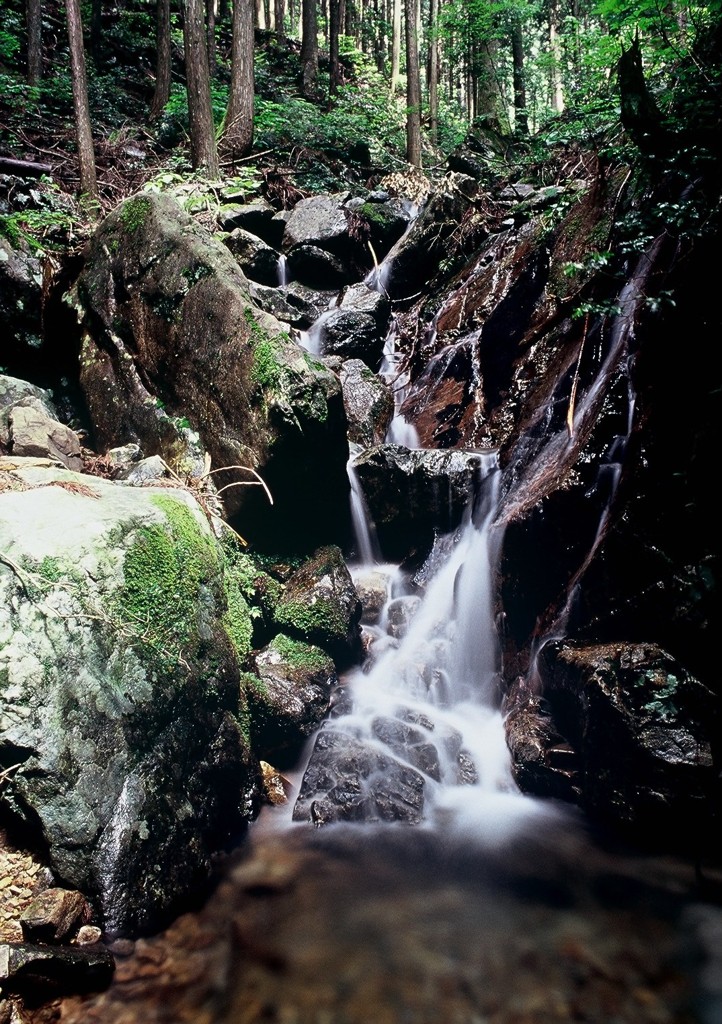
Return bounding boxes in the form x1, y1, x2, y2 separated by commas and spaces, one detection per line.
156, 81, 230, 149
0, 206, 78, 253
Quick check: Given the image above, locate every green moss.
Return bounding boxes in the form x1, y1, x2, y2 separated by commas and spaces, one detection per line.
274, 597, 346, 646
181, 262, 213, 286
120, 195, 152, 233
359, 202, 395, 229
269, 633, 333, 673
113, 495, 221, 673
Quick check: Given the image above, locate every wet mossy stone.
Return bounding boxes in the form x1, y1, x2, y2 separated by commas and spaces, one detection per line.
273, 545, 362, 667
73, 192, 349, 550
0, 462, 262, 936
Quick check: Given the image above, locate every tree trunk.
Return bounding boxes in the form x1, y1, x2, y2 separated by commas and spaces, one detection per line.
224, 0, 255, 156
548, 0, 564, 113
300, 0, 319, 98
275, 0, 286, 40
427, 0, 439, 145
183, 0, 220, 175
404, 0, 421, 167
511, 14, 528, 134
65, 0, 98, 207
390, 0, 401, 92
329, 0, 345, 96
207, 0, 217, 77
150, 0, 172, 120
26, 0, 42, 85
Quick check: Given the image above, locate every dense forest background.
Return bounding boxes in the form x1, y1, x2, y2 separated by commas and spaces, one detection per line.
0, 0, 720, 234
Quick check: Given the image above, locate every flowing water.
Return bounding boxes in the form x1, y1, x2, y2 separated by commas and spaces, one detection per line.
60, 226, 722, 1024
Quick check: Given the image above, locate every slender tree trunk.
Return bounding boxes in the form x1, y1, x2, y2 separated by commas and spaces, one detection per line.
548, 0, 564, 112
275, 0, 286, 41
404, 0, 421, 166
183, 0, 219, 175
511, 15, 528, 133
264, 0, 272, 29
300, 0, 319, 97
255, 0, 264, 28
427, 0, 439, 145
223, 0, 254, 156
207, 0, 217, 76
150, 0, 172, 119
26, 0, 42, 85
65, 0, 98, 206
390, 0, 401, 92
329, 0, 344, 96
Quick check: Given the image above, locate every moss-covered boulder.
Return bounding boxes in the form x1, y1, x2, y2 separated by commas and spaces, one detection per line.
71, 192, 349, 550
0, 459, 262, 937
245, 634, 337, 767
273, 546, 362, 666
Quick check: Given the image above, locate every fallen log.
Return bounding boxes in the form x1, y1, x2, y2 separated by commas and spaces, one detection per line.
0, 156, 54, 177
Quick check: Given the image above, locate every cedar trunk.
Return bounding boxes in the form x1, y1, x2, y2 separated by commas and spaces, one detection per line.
224, 0, 255, 157
300, 0, 319, 98
405, 0, 421, 166
26, 0, 42, 84
150, 0, 172, 119
65, 0, 98, 204
183, 0, 220, 175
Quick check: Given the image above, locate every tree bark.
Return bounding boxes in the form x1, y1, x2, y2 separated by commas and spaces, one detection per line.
65, 0, 98, 206
404, 0, 421, 167
427, 0, 439, 144
207, 0, 217, 77
26, 0, 42, 85
150, 0, 172, 120
329, 0, 345, 97
390, 0, 401, 92
275, 0, 286, 40
223, 0, 255, 157
510, 14, 528, 134
548, 0, 565, 113
300, 0, 319, 98
183, 0, 220, 175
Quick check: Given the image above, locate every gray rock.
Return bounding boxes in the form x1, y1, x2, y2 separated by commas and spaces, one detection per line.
120, 453, 170, 484
217, 199, 283, 246
9, 398, 82, 470
339, 282, 391, 329
0, 376, 56, 450
0, 463, 261, 936
282, 193, 350, 252
318, 309, 384, 367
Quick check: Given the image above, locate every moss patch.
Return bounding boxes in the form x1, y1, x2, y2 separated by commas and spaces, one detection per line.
274, 596, 346, 648
113, 495, 221, 673
268, 633, 334, 674
120, 195, 153, 234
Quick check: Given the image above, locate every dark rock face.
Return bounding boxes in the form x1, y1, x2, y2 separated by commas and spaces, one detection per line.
291, 729, 426, 824
286, 244, 350, 288
508, 642, 718, 842
217, 200, 284, 247
0, 941, 115, 995
351, 446, 488, 561
73, 193, 350, 550
316, 309, 384, 367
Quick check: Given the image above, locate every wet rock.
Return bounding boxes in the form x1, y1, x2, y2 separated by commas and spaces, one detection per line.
386, 596, 421, 639
339, 359, 393, 447
259, 762, 289, 806
286, 244, 350, 288
0, 941, 114, 994
224, 228, 282, 286
273, 546, 362, 666
8, 399, 82, 470
351, 445, 486, 561
246, 635, 337, 765
0, 463, 262, 936
339, 282, 391, 329
317, 309, 384, 367
350, 199, 410, 258
0, 238, 43, 376
371, 716, 441, 781
292, 729, 426, 824
512, 641, 719, 841
73, 192, 349, 550
352, 569, 391, 625
20, 889, 91, 944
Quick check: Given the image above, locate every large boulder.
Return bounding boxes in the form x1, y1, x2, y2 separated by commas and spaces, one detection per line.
0, 460, 262, 937
339, 360, 393, 447
507, 641, 718, 842
72, 193, 350, 550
